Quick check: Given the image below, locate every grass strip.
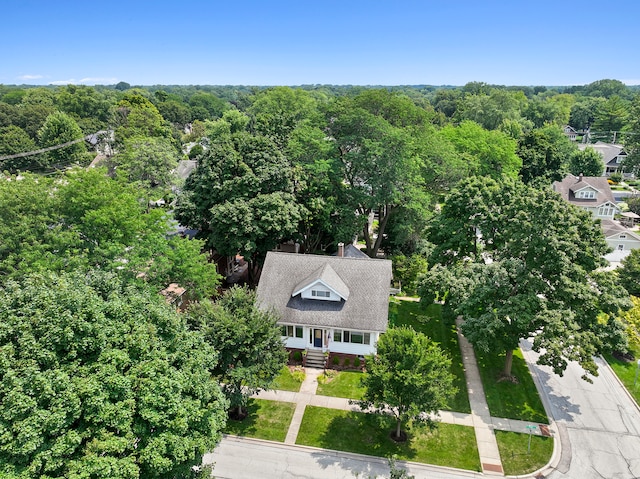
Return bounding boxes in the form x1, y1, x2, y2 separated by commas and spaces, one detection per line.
495, 430, 554, 475
475, 348, 548, 423
296, 406, 480, 471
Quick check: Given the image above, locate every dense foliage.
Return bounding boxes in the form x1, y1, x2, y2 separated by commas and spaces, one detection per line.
0, 271, 227, 479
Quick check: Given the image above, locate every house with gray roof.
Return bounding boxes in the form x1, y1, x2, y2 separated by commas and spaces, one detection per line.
256, 250, 392, 356
553, 174, 619, 219
578, 142, 628, 176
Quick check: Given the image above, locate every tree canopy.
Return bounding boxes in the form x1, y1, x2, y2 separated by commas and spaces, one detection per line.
0, 271, 227, 479
422, 176, 629, 380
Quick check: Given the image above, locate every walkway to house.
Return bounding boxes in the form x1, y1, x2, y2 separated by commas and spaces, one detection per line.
253, 320, 553, 475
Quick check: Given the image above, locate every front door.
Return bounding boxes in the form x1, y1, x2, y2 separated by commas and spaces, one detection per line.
313, 329, 323, 348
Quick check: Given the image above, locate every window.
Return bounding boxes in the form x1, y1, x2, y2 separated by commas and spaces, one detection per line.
282, 325, 304, 338
618, 244, 625, 251
598, 205, 615, 217
620, 234, 627, 239
333, 330, 371, 345
578, 190, 595, 199
311, 290, 330, 298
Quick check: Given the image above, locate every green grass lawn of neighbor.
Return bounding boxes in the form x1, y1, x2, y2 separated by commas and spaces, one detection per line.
604, 344, 640, 405
223, 399, 295, 442
475, 348, 548, 423
389, 299, 470, 413
296, 406, 481, 471
271, 366, 305, 392
316, 370, 366, 399
496, 430, 554, 476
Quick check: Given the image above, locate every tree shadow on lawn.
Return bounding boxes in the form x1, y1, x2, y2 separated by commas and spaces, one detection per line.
223, 401, 260, 437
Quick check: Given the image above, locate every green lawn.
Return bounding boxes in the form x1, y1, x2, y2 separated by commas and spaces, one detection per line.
604, 344, 640, 405
271, 366, 305, 392
317, 371, 366, 399
496, 430, 554, 476
223, 399, 295, 442
389, 299, 470, 413
296, 406, 480, 471
475, 348, 548, 423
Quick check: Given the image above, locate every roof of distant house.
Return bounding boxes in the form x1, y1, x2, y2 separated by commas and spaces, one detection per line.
578, 141, 627, 166
256, 252, 392, 332
553, 174, 617, 208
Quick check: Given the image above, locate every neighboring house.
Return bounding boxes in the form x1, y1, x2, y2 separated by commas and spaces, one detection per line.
553, 174, 620, 220
601, 219, 640, 266
256, 249, 392, 357
578, 142, 628, 177
563, 125, 578, 141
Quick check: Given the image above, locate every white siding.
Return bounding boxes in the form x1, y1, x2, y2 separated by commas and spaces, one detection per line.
300, 283, 341, 302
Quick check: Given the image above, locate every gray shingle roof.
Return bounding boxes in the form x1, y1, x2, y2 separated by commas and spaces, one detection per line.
256, 252, 392, 332
553, 174, 617, 208
578, 142, 626, 166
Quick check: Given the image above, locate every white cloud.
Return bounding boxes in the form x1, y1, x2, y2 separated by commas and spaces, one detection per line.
50, 77, 119, 86
17, 74, 44, 80
621, 79, 640, 86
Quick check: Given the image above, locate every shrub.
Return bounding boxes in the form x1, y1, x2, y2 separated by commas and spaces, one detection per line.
332, 355, 341, 366
292, 351, 302, 362
291, 368, 305, 383
343, 357, 351, 368
354, 357, 361, 368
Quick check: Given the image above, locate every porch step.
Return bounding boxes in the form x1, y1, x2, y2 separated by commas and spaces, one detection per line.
305, 350, 326, 369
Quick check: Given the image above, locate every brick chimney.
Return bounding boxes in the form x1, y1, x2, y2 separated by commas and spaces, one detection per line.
337, 242, 345, 257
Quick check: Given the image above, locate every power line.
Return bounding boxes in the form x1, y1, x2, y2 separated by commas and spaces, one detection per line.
0, 131, 109, 162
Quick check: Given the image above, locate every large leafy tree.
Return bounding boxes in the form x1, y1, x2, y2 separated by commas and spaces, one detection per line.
187, 286, 287, 418
569, 147, 604, 176
175, 112, 305, 282
37, 111, 87, 166
618, 248, 640, 297
0, 271, 227, 479
355, 326, 456, 441
518, 124, 575, 186
0, 125, 41, 171
325, 92, 431, 257
422, 176, 629, 380
439, 120, 521, 179
0, 169, 220, 299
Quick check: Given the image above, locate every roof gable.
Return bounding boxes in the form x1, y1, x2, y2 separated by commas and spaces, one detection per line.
292, 263, 350, 300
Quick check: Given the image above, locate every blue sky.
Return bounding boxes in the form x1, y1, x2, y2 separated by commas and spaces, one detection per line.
3, 0, 639, 87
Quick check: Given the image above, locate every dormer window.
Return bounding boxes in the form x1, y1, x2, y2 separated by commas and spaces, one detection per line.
311, 290, 330, 298
578, 190, 595, 199
292, 263, 350, 302
620, 234, 627, 239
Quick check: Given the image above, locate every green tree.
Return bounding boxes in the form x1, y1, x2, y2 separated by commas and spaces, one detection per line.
112, 135, 180, 191
0, 271, 227, 479
592, 95, 630, 138
355, 326, 456, 440
517, 125, 576, 185
0, 125, 41, 171
187, 286, 287, 418
439, 120, 521, 179
569, 147, 604, 176
618, 296, 640, 350
175, 116, 304, 282
325, 93, 431, 257
113, 93, 172, 143
422, 176, 629, 379
619, 248, 640, 297
37, 111, 87, 166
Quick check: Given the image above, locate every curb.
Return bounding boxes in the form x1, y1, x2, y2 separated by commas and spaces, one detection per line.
598, 354, 640, 414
